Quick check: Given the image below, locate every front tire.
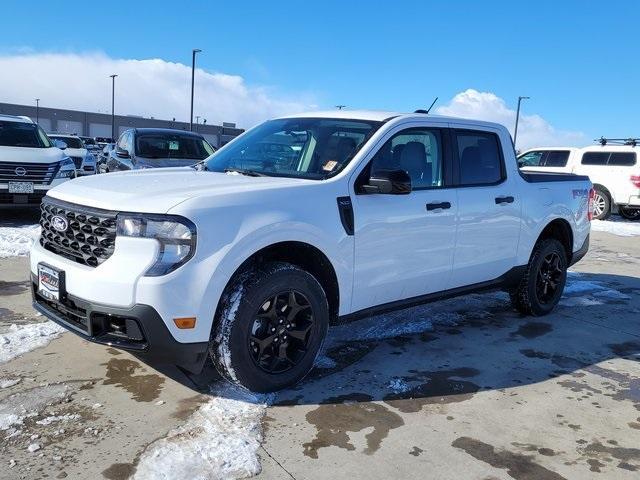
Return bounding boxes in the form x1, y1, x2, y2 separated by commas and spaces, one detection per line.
592, 187, 611, 220
211, 262, 329, 392
619, 206, 640, 221
511, 238, 568, 316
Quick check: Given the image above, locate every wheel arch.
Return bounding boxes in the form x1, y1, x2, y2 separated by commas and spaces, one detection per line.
535, 218, 573, 263
215, 241, 341, 324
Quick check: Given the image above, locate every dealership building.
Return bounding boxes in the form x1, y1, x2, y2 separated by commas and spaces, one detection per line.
0, 102, 244, 147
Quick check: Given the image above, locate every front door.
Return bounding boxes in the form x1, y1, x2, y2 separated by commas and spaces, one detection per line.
351, 126, 457, 312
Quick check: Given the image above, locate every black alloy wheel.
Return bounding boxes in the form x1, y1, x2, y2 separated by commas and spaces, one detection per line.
535, 252, 564, 305
248, 290, 314, 374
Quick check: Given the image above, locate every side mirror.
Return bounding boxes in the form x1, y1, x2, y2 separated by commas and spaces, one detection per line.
54, 140, 67, 150
116, 147, 130, 159
362, 169, 412, 194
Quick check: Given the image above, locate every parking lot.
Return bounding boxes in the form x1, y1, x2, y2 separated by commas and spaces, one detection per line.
0, 213, 638, 480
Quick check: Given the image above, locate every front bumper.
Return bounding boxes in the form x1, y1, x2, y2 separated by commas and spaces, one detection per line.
0, 188, 48, 207
31, 277, 209, 373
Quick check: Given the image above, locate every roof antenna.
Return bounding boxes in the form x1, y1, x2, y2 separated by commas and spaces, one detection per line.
335, 105, 346, 110
415, 97, 438, 115
426, 96, 438, 114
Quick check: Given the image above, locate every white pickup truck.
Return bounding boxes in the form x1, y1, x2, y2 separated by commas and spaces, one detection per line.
30, 111, 593, 392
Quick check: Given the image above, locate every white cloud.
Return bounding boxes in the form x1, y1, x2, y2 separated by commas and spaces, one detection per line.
0, 52, 316, 128
436, 89, 585, 150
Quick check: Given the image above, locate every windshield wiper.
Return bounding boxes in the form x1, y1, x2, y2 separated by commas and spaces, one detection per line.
224, 168, 267, 177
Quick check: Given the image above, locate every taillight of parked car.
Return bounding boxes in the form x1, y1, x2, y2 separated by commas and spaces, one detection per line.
588, 188, 596, 221
631, 175, 640, 188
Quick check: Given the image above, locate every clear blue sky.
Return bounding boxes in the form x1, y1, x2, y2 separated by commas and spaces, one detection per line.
2, 0, 638, 139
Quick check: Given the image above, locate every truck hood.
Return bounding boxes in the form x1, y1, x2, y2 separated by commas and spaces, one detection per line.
0, 146, 66, 164
47, 167, 313, 212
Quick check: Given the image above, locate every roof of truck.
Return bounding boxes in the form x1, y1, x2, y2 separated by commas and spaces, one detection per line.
278, 110, 506, 130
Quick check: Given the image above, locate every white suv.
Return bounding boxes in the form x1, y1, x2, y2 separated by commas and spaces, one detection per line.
518, 141, 640, 220
48, 134, 97, 176
0, 115, 77, 208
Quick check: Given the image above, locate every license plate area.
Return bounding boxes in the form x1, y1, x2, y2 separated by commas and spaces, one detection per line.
38, 263, 65, 302
9, 181, 34, 194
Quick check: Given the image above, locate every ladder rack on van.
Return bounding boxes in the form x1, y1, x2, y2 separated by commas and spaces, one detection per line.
595, 137, 640, 147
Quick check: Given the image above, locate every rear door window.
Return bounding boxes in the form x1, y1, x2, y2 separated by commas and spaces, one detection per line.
544, 150, 570, 167
581, 152, 609, 165
455, 130, 505, 186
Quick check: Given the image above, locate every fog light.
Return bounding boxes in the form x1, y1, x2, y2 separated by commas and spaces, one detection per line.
174, 317, 196, 329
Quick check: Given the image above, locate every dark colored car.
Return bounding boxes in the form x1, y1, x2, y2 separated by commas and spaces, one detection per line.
105, 128, 215, 172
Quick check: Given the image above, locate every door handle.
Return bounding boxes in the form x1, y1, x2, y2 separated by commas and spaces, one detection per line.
426, 201, 451, 211
495, 196, 514, 205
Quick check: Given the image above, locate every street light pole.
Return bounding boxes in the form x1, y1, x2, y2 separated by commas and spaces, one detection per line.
190, 49, 202, 131
35, 99, 40, 123
513, 96, 530, 149
109, 74, 118, 140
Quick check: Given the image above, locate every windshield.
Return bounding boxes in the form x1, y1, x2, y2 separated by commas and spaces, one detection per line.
136, 133, 214, 160
0, 121, 53, 148
50, 135, 84, 149
202, 118, 382, 179
81, 137, 96, 145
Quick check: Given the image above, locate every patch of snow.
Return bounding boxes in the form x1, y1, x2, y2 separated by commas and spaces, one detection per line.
0, 322, 65, 364
559, 296, 604, 307
35, 414, 81, 426
561, 272, 629, 306
27, 443, 40, 453
591, 218, 640, 237
314, 354, 337, 369
133, 384, 273, 480
0, 224, 40, 258
0, 383, 69, 431
387, 378, 410, 394
0, 378, 21, 389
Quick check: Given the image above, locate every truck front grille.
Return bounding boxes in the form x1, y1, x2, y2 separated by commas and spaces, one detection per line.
39, 198, 117, 267
0, 161, 60, 185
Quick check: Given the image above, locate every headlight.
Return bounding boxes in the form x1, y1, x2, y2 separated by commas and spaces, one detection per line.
116, 214, 197, 276
55, 157, 76, 179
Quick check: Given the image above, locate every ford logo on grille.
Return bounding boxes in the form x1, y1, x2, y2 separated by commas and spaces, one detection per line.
51, 215, 69, 233
15, 167, 27, 176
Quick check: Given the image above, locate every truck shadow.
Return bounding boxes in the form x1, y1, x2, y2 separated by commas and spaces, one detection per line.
157, 271, 640, 411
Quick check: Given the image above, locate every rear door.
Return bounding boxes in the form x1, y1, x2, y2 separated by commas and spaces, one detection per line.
350, 124, 457, 312
449, 126, 522, 287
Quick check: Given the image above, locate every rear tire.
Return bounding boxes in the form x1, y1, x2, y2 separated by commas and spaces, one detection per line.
619, 206, 640, 221
592, 187, 611, 220
510, 238, 568, 316
211, 262, 329, 392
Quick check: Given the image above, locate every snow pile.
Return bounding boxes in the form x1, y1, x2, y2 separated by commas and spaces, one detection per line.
0, 378, 21, 389
35, 414, 81, 426
133, 384, 273, 480
0, 322, 65, 364
560, 272, 630, 307
0, 225, 40, 258
387, 378, 411, 394
591, 218, 640, 237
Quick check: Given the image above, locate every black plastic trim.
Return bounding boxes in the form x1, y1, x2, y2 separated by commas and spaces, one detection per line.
336, 196, 354, 235
31, 279, 208, 373
520, 171, 590, 183
339, 265, 527, 323
569, 234, 589, 267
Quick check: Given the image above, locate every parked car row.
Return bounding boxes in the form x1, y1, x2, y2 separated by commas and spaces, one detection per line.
0, 114, 216, 208
518, 140, 640, 220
